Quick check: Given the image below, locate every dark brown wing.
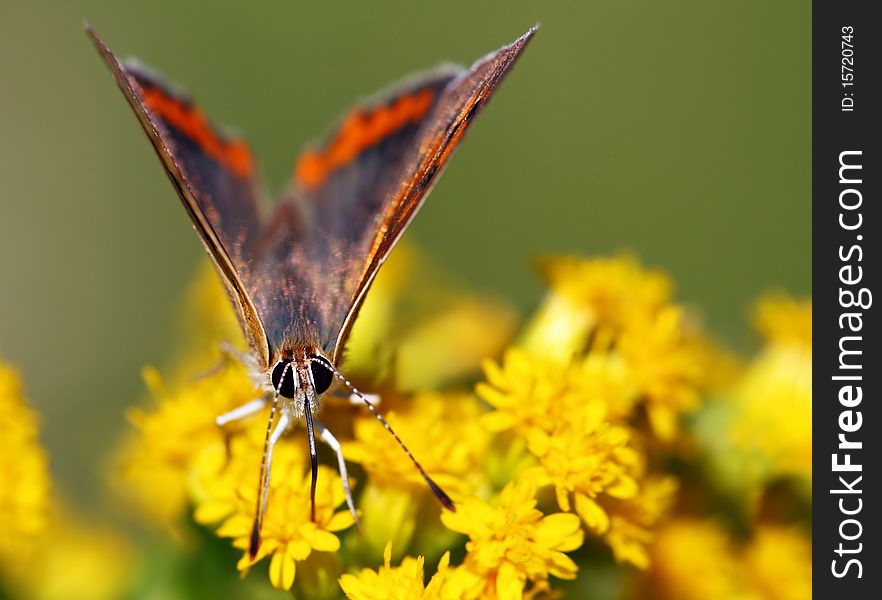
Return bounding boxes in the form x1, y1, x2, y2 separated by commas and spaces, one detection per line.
245, 68, 461, 356
339, 27, 538, 360
89, 24, 536, 368
86, 25, 271, 368
258, 26, 536, 364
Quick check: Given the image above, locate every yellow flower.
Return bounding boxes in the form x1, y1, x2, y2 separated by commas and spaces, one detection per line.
18, 509, 137, 600
600, 476, 678, 569
345, 244, 516, 391
189, 422, 268, 526
340, 541, 427, 600
339, 542, 483, 600
344, 392, 491, 560
1, 358, 136, 600
520, 255, 672, 359
477, 345, 672, 566
478, 349, 574, 436
478, 348, 638, 437
639, 519, 811, 600
753, 294, 812, 352
577, 352, 642, 421
643, 519, 751, 600
617, 305, 708, 441
0, 359, 51, 567
107, 251, 811, 596
346, 393, 489, 494
442, 480, 583, 599
114, 360, 258, 525
524, 405, 642, 535
743, 525, 812, 600
488, 255, 711, 442
204, 425, 354, 590
729, 295, 812, 481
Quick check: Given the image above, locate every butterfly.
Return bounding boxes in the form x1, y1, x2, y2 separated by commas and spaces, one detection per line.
87, 23, 535, 558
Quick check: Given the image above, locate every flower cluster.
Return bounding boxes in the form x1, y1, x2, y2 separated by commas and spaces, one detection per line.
521, 255, 714, 439
636, 518, 811, 600
339, 542, 481, 600
195, 424, 355, 589
0, 357, 135, 600
111, 251, 521, 593
475, 256, 712, 568
441, 480, 584, 599
730, 294, 813, 481
0, 360, 51, 568
630, 293, 812, 599
117, 341, 355, 590
89, 250, 811, 598
342, 392, 492, 563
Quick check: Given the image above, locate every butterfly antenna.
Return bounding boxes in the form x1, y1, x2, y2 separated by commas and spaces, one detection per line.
304, 395, 319, 523
319, 359, 455, 512
249, 362, 289, 559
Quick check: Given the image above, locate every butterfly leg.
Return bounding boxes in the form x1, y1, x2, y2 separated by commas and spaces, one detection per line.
250, 408, 290, 557
216, 397, 267, 427
261, 411, 291, 492
263, 411, 290, 504
314, 417, 360, 529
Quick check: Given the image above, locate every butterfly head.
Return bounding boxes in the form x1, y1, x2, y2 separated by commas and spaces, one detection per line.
268, 351, 336, 425
270, 354, 334, 400
250, 348, 336, 559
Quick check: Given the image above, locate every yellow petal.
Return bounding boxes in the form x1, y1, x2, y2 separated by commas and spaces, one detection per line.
606, 475, 639, 499
309, 529, 341, 553
554, 486, 571, 512
327, 510, 357, 532
235, 553, 252, 576
548, 551, 580, 579
482, 358, 508, 388
647, 403, 678, 442
337, 573, 366, 600
476, 384, 515, 410
524, 429, 551, 456
193, 500, 232, 525
496, 560, 526, 600
383, 541, 393, 567
269, 551, 296, 590
574, 494, 609, 534
440, 508, 467, 533
216, 513, 252, 538
436, 550, 451, 572
288, 539, 313, 561
480, 411, 517, 432
300, 521, 342, 552
535, 513, 584, 551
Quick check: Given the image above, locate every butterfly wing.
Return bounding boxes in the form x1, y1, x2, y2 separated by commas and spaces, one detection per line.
87, 26, 271, 368
89, 24, 535, 368
245, 68, 459, 354
337, 26, 538, 360
261, 26, 536, 364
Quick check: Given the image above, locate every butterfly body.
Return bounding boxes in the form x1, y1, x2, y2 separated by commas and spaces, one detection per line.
88, 23, 535, 558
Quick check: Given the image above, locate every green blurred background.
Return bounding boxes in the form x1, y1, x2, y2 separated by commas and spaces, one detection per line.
0, 1, 810, 511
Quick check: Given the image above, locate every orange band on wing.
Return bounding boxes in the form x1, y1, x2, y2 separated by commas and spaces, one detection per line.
295, 88, 435, 189
141, 86, 254, 179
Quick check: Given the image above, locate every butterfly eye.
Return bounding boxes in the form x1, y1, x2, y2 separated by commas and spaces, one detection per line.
309, 359, 333, 395
271, 360, 296, 398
